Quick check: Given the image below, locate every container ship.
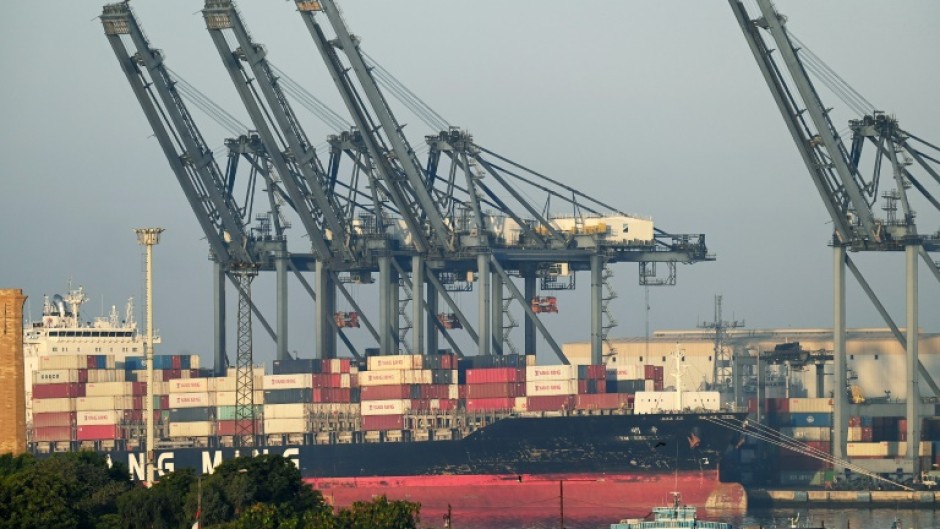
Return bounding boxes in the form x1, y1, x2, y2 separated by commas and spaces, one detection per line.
24, 288, 747, 520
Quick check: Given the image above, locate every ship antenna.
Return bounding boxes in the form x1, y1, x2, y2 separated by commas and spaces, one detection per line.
672, 343, 684, 411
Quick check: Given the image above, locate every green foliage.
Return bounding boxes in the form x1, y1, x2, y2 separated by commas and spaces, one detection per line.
335, 495, 421, 529
0, 451, 131, 529
0, 452, 421, 529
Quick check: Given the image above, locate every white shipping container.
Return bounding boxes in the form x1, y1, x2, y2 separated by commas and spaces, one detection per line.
606, 365, 640, 381
402, 369, 433, 385
263, 403, 309, 419
168, 421, 215, 437
514, 396, 529, 412
526, 365, 576, 382
77, 410, 120, 426
788, 398, 833, 413
848, 426, 863, 442
263, 374, 314, 390
633, 391, 721, 413
76, 396, 134, 411
32, 397, 75, 413
215, 391, 264, 407
360, 399, 410, 416
33, 369, 82, 384
359, 370, 405, 386
844, 442, 930, 457
780, 426, 831, 442
86, 369, 125, 383
39, 355, 87, 370
644, 380, 656, 392
264, 418, 308, 434
85, 382, 133, 397
367, 355, 423, 371
168, 392, 215, 408
525, 380, 576, 396
168, 378, 210, 393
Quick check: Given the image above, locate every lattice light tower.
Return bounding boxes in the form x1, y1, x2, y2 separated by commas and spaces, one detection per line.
134, 227, 163, 485
234, 266, 258, 447
699, 295, 744, 389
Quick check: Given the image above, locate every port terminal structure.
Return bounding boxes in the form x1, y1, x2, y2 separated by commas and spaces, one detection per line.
729, 0, 940, 477
100, 0, 711, 437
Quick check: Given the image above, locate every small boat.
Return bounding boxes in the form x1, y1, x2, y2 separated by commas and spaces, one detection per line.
611, 492, 733, 529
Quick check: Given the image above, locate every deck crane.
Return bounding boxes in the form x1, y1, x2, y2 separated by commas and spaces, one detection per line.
102, 1, 279, 447
729, 0, 940, 475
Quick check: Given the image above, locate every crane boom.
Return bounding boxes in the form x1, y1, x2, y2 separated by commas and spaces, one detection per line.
102, 3, 253, 266
202, 0, 342, 262
729, 0, 881, 245
293, 0, 455, 254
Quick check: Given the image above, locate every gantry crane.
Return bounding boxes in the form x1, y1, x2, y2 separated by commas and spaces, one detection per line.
729, 0, 940, 475
104, 0, 718, 374
102, 1, 287, 446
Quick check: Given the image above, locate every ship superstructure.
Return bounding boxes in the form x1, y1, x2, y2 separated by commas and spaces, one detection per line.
23, 285, 157, 426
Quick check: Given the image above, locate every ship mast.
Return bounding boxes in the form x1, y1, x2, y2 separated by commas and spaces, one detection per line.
672, 343, 685, 411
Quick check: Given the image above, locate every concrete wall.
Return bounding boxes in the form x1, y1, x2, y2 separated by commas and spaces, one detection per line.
0, 289, 27, 455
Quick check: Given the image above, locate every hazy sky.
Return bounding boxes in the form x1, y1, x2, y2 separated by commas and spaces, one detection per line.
1, 1, 937, 369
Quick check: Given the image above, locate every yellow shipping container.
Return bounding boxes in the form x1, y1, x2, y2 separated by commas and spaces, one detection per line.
32, 397, 75, 413
788, 398, 833, 413
264, 418, 308, 434
262, 374, 314, 390
76, 396, 134, 411
85, 382, 133, 397
168, 378, 210, 394
263, 403, 309, 419
168, 392, 215, 408
39, 355, 87, 370
168, 421, 215, 437
359, 370, 405, 386
367, 355, 423, 371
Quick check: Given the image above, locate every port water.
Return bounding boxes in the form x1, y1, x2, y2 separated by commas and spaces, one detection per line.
443, 508, 940, 529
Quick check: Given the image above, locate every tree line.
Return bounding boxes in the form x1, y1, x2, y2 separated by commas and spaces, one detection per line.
0, 452, 422, 529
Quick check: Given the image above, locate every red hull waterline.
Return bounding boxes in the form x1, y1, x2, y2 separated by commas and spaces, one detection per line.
306, 471, 746, 522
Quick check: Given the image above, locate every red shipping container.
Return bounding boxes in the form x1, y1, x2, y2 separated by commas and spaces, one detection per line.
162, 369, 182, 381
87, 357, 98, 369
312, 373, 342, 388
133, 396, 144, 410
216, 420, 264, 436
32, 382, 86, 399
849, 416, 862, 427
76, 425, 122, 441
436, 399, 458, 411
458, 385, 468, 399
78, 369, 89, 383
772, 398, 790, 414
465, 382, 524, 399
123, 410, 143, 422
313, 387, 352, 403
172, 355, 182, 370
362, 414, 404, 431
32, 426, 73, 442
360, 385, 411, 401
410, 399, 432, 412
465, 397, 514, 412
132, 382, 147, 396
32, 412, 76, 428
861, 427, 873, 442
575, 393, 624, 410
465, 367, 525, 385
527, 395, 574, 412
419, 384, 452, 400
653, 380, 664, 391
